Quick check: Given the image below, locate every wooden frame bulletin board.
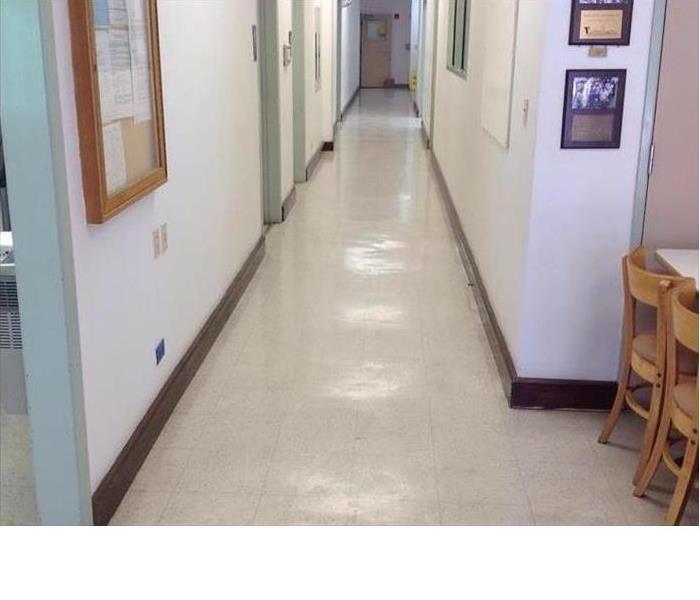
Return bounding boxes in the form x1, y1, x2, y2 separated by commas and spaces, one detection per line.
69, 0, 167, 224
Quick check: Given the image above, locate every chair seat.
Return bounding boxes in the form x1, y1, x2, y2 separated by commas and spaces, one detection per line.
633, 331, 698, 374
673, 382, 698, 417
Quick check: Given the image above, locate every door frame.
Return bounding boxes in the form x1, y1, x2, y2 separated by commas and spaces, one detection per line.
292, 0, 307, 183
427, 0, 440, 147
629, 0, 667, 246
258, 0, 283, 223
0, 0, 92, 524
336, 0, 343, 123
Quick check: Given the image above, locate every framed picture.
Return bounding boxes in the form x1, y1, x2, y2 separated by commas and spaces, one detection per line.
561, 69, 626, 149
569, 0, 633, 46
69, 0, 167, 224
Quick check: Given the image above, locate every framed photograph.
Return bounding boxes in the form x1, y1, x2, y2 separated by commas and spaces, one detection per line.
561, 69, 626, 149
569, 0, 633, 46
68, 0, 167, 224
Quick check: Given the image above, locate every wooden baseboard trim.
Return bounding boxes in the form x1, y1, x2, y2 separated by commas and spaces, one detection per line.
91, 236, 266, 525
420, 121, 430, 149
305, 144, 323, 180
511, 378, 616, 410
429, 151, 515, 398
341, 86, 360, 120
322, 141, 334, 152
281, 187, 297, 221
429, 150, 617, 410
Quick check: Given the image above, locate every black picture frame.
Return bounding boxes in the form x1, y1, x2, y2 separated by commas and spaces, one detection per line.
561, 69, 626, 149
569, 0, 633, 46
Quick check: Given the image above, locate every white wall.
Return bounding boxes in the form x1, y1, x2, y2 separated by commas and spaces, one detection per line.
279, 0, 295, 197
361, 0, 412, 85
50, 0, 264, 489
432, 0, 548, 366
340, 0, 361, 112
517, 0, 656, 380
432, 0, 657, 383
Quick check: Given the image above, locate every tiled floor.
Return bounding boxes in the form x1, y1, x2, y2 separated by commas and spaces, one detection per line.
0, 412, 37, 526
111, 90, 698, 526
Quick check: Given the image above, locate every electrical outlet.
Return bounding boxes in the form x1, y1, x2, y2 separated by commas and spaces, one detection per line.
155, 338, 165, 365
152, 229, 161, 258
160, 223, 168, 254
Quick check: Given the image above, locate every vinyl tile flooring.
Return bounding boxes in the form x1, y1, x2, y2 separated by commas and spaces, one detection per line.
111, 90, 698, 526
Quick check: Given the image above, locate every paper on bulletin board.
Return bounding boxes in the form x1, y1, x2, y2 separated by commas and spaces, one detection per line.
102, 122, 127, 194
480, 0, 518, 149
126, 0, 153, 123
108, 0, 128, 27
108, 29, 134, 120
95, 30, 116, 123
93, 0, 110, 28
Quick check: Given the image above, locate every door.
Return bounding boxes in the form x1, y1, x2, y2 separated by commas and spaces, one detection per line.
361, 15, 392, 87
641, 0, 698, 250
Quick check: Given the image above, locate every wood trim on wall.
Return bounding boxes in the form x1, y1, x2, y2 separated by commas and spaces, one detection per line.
305, 143, 324, 180
91, 236, 266, 525
341, 85, 360, 120
429, 150, 616, 411
281, 187, 297, 221
420, 120, 430, 148
511, 378, 616, 410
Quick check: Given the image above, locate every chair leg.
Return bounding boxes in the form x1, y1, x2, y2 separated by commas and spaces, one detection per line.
598, 361, 631, 444
633, 377, 664, 485
634, 396, 673, 498
664, 439, 698, 526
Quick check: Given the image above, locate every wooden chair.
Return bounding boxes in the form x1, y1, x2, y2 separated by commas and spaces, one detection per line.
598, 247, 694, 484
634, 281, 698, 525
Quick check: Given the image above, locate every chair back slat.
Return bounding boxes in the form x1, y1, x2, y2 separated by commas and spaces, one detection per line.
671, 283, 699, 354
626, 247, 687, 307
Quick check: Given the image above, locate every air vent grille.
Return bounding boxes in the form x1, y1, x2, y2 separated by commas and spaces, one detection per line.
0, 278, 22, 350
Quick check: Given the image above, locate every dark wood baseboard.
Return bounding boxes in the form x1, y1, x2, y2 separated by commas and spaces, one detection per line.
341, 86, 360, 120
511, 378, 616, 410
429, 151, 617, 410
281, 187, 296, 221
420, 121, 430, 149
429, 151, 515, 398
322, 141, 334, 152
91, 236, 266, 525
305, 144, 323, 180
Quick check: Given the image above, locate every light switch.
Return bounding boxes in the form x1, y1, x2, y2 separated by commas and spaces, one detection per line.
160, 223, 168, 254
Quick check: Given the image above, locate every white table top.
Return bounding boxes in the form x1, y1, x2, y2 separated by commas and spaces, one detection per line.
655, 248, 699, 285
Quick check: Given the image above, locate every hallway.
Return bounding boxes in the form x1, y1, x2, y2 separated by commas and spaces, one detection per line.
111, 90, 697, 526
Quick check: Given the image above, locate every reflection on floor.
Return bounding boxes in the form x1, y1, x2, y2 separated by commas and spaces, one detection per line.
111, 90, 698, 526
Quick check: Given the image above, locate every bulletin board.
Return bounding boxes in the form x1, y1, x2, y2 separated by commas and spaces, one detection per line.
480, 0, 519, 149
69, 0, 167, 224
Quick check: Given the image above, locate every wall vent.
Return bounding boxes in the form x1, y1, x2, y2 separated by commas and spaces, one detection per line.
0, 278, 22, 350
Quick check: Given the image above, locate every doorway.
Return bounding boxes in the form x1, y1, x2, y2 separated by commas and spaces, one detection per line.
361, 14, 392, 87
640, 0, 698, 250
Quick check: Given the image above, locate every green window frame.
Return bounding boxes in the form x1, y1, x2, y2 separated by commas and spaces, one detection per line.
447, 0, 470, 77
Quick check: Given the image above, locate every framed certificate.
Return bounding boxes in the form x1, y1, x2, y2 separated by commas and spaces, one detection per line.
69, 0, 167, 224
569, 0, 633, 46
561, 69, 626, 149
